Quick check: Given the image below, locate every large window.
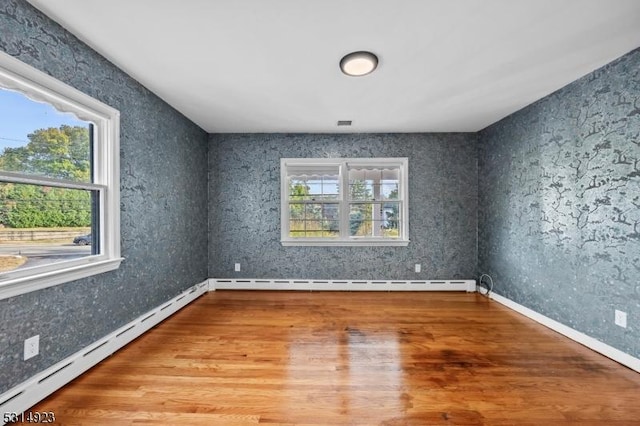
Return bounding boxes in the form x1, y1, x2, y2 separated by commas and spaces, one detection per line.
0, 52, 121, 300
281, 158, 409, 246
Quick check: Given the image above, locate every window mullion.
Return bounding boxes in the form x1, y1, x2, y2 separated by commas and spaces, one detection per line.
339, 162, 349, 240
0, 171, 104, 191
373, 173, 381, 237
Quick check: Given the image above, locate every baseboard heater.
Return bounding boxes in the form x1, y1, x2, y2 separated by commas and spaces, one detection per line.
210, 278, 476, 292
0, 280, 209, 421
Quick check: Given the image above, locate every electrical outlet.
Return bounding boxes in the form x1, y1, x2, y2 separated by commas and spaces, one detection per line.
615, 310, 627, 328
234, 263, 241, 272
414, 264, 421, 273
24, 335, 39, 360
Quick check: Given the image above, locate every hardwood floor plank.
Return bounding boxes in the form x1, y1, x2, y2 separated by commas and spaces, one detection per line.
10, 291, 640, 425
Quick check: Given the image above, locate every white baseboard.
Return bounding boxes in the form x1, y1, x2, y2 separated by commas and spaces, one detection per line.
0, 280, 209, 421
478, 286, 640, 373
211, 278, 476, 292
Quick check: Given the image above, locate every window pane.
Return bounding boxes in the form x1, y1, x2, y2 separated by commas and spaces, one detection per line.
382, 227, 399, 238
382, 202, 400, 233
289, 179, 310, 201
349, 203, 372, 236
289, 202, 339, 238
0, 88, 93, 183
289, 203, 305, 220
304, 203, 322, 221
349, 202, 400, 238
321, 180, 339, 198
323, 220, 339, 232
349, 166, 400, 201
322, 203, 339, 221
290, 219, 305, 232
289, 176, 339, 201
349, 179, 374, 201
0, 182, 97, 273
381, 183, 399, 200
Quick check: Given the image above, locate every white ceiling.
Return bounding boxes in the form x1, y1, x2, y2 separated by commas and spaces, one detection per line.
27, 0, 640, 133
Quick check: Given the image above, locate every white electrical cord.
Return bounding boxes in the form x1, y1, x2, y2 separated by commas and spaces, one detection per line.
478, 273, 494, 297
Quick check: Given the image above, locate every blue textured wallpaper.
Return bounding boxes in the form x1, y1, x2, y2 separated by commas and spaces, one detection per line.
479, 48, 640, 357
209, 133, 478, 280
0, 0, 208, 393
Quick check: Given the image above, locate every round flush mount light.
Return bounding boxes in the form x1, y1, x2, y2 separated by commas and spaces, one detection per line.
340, 51, 378, 77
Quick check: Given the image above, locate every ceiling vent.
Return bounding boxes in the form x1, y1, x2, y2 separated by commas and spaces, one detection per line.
337, 120, 352, 126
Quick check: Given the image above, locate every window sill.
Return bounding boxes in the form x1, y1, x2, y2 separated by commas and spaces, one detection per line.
281, 239, 410, 247
0, 257, 124, 301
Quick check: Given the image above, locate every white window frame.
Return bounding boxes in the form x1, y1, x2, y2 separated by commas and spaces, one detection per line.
0, 52, 122, 300
281, 157, 409, 247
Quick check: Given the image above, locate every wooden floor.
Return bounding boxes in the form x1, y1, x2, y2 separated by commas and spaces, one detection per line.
16, 291, 640, 425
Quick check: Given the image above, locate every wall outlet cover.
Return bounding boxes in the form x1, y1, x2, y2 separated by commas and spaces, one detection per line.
615, 310, 627, 328
24, 335, 40, 360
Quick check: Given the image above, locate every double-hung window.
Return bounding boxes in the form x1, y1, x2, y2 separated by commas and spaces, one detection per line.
281, 158, 409, 246
0, 52, 121, 300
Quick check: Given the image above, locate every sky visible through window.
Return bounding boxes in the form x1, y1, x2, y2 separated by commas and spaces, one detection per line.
0, 88, 87, 152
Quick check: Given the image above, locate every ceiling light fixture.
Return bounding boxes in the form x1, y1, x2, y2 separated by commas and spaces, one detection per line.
340, 51, 378, 77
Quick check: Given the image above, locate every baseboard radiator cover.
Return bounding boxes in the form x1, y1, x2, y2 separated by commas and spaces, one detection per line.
210, 278, 476, 292
0, 280, 209, 420
477, 286, 640, 374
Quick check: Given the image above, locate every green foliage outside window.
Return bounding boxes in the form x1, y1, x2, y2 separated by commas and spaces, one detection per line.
289, 178, 388, 237
0, 125, 92, 228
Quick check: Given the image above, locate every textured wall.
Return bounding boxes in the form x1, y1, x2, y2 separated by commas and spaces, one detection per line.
0, 0, 208, 393
209, 133, 477, 280
478, 48, 640, 357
